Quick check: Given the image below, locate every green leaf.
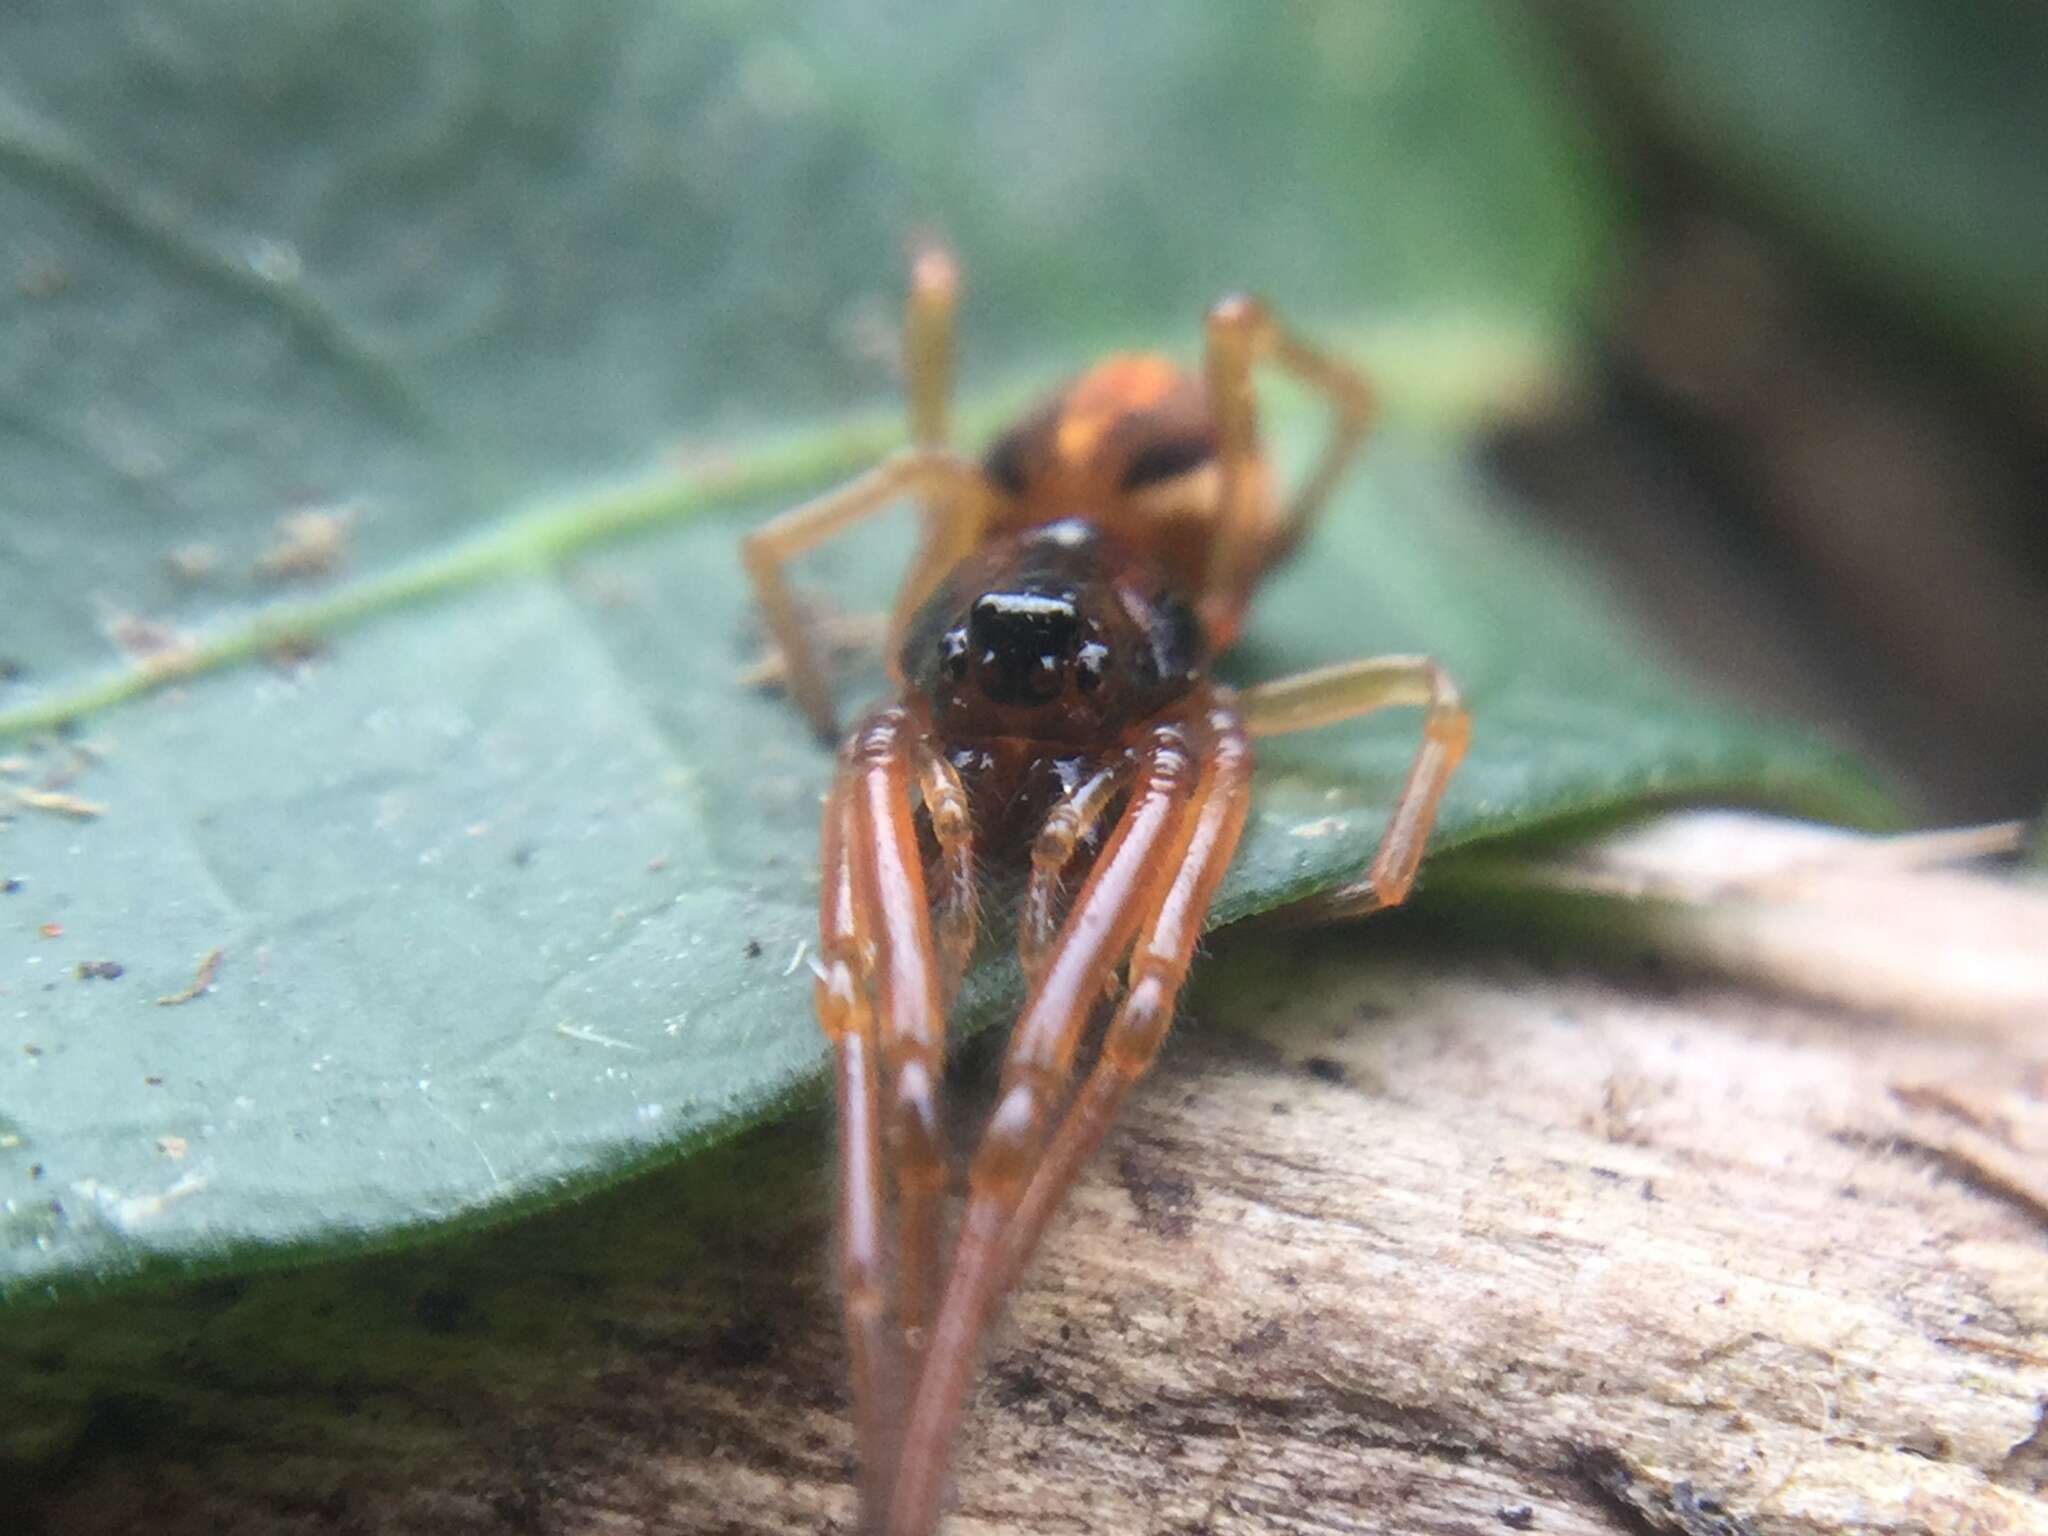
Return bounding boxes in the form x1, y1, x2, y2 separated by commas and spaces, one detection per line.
0, 3, 1882, 1301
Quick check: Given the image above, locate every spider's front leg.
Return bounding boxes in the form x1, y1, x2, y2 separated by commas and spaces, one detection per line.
841, 711, 968, 1351
821, 708, 973, 1530
815, 768, 900, 1525
889, 699, 1256, 1536
1000, 700, 1252, 1296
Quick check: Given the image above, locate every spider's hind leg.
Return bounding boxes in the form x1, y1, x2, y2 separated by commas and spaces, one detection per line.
743, 243, 972, 739
904, 241, 960, 451
741, 449, 984, 741
1201, 295, 1378, 628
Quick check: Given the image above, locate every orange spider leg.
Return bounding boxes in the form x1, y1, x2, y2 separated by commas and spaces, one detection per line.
886, 241, 1030, 717
889, 717, 1217, 1536
844, 710, 957, 1370
999, 698, 1253, 1299
814, 772, 902, 1526
905, 242, 959, 450
1202, 295, 1378, 634
1242, 654, 1471, 921
744, 244, 974, 740
742, 451, 988, 741
1018, 754, 1137, 984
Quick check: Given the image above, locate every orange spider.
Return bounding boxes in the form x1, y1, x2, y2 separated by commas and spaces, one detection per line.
744, 247, 1470, 1535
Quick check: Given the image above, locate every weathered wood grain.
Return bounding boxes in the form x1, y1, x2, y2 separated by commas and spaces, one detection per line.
8, 820, 2045, 1535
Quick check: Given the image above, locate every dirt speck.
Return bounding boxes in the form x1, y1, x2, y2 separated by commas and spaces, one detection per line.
104, 610, 193, 667
1232, 1319, 1287, 1357
266, 632, 325, 670
254, 506, 354, 583
1115, 1148, 1197, 1239
704, 1313, 777, 1370
1303, 1055, 1347, 1085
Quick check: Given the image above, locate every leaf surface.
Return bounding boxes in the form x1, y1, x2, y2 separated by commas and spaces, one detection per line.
0, 3, 1881, 1298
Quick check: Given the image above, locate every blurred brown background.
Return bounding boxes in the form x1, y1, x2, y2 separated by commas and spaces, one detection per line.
1499, 1, 2047, 823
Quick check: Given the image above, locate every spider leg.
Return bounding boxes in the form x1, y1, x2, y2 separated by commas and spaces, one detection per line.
885, 242, 1005, 707
999, 698, 1253, 1298
744, 247, 967, 726
1019, 754, 1136, 984
889, 717, 1217, 1536
815, 768, 902, 1526
743, 450, 986, 741
1201, 295, 1378, 629
905, 242, 959, 450
1241, 654, 1470, 923
842, 709, 962, 1371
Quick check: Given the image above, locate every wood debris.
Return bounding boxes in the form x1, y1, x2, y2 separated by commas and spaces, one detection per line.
9, 786, 106, 819
254, 507, 354, 582
156, 947, 224, 1007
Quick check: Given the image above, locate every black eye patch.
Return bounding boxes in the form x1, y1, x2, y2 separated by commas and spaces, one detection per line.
982, 429, 1031, 496
969, 590, 1080, 706
1118, 432, 1215, 491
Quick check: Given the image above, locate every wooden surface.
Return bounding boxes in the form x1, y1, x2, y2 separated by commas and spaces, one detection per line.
8, 818, 2047, 1535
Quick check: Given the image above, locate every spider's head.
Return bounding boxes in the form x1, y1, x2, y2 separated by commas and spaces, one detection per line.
903, 520, 1205, 746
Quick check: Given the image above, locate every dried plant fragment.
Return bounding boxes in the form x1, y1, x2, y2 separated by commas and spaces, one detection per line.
254, 506, 355, 583
157, 947, 224, 1007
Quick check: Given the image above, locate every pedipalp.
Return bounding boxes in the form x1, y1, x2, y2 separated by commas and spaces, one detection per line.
1019, 753, 1136, 983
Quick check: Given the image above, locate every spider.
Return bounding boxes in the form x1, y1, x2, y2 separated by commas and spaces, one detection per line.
744, 246, 1470, 1535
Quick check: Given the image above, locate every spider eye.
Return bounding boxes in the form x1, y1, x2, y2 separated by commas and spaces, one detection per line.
939, 626, 970, 684
968, 591, 1079, 706
1118, 432, 1214, 492
1075, 640, 1109, 693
